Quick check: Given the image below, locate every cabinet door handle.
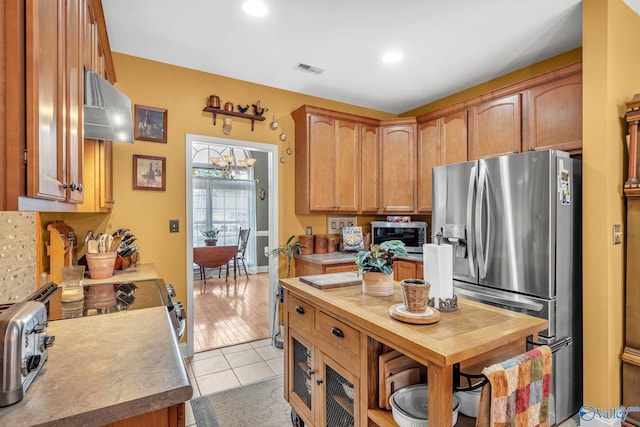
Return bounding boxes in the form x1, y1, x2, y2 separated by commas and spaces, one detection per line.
106, 199, 115, 204
316, 378, 323, 386
295, 306, 305, 315
306, 369, 314, 376
76, 184, 83, 193
331, 327, 344, 338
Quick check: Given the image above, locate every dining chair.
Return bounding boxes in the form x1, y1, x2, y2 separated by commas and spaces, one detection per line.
220, 227, 251, 278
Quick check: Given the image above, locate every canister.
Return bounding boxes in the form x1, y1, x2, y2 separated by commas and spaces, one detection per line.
314, 234, 328, 254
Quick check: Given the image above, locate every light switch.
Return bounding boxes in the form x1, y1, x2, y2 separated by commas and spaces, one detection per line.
169, 219, 179, 233
612, 224, 622, 245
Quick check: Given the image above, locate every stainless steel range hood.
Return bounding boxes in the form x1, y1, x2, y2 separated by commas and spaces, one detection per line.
83, 69, 134, 143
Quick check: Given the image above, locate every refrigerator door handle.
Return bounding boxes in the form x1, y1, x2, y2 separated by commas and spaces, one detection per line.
475, 162, 490, 279
466, 166, 477, 278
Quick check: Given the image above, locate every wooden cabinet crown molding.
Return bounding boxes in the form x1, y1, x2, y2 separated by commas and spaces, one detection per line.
291, 104, 382, 127
416, 61, 582, 123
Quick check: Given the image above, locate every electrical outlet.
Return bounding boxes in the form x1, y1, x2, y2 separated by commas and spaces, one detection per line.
169, 219, 179, 233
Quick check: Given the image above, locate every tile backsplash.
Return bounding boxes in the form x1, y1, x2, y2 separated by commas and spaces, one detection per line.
0, 212, 37, 303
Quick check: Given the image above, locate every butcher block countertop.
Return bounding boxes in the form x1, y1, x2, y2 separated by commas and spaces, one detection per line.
0, 307, 192, 427
280, 277, 547, 367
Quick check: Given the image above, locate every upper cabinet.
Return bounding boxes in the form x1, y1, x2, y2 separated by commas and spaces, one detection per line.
292, 106, 372, 214
2, 0, 115, 211
379, 118, 417, 213
360, 125, 380, 213
25, 0, 84, 203
468, 93, 522, 160
417, 110, 467, 212
291, 62, 582, 215
526, 71, 582, 154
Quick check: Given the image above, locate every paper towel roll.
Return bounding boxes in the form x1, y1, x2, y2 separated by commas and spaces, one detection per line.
423, 243, 453, 307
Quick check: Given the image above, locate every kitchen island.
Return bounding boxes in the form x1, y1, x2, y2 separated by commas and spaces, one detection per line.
280, 277, 548, 426
0, 306, 192, 427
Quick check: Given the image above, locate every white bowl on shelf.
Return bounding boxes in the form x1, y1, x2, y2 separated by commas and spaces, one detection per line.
455, 387, 482, 418
389, 384, 460, 427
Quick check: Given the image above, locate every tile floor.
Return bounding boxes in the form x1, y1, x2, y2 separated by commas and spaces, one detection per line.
183, 338, 284, 427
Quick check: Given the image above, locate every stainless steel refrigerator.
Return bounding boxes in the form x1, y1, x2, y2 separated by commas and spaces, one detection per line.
431, 150, 582, 424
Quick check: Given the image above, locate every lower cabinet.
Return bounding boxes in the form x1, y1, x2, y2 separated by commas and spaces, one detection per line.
285, 293, 361, 427
394, 260, 423, 281
288, 330, 359, 427
101, 403, 186, 427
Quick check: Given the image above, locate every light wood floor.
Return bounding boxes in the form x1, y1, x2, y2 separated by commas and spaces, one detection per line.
193, 271, 271, 353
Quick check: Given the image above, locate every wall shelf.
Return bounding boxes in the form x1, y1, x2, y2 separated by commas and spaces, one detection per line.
202, 106, 266, 131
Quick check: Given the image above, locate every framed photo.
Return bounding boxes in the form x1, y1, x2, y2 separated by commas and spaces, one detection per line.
133, 155, 166, 191
134, 105, 167, 143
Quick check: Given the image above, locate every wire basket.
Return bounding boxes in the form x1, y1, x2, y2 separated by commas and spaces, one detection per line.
400, 279, 430, 313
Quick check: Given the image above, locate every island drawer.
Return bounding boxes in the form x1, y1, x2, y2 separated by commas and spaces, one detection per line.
316, 311, 360, 371
287, 293, 315, 334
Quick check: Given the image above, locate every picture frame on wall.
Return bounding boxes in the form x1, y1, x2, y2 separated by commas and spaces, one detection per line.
134, 105, 167, 143
133, 154, 166, 191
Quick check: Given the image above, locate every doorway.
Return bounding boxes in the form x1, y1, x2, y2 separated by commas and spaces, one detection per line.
185, 134, 279, 357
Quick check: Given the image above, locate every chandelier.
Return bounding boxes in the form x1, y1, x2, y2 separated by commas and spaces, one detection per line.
209, 148, 256, 180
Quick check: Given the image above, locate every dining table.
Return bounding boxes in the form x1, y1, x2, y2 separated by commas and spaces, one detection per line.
193, 245, 238, 283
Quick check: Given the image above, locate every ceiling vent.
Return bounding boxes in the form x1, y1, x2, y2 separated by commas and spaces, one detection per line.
295, 63, 325, 74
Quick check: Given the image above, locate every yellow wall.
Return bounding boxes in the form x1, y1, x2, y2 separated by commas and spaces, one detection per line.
582, 0, 639, 408
106, 53, 396, 304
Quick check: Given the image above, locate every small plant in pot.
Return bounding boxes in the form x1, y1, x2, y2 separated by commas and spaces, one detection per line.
355, 240, 408, 296
270, 235, 301, 278
202, 228, 220, 246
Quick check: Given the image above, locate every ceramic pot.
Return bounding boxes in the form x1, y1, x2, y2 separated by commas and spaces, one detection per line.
362, 271, 394, 296
205, 239, 217, 246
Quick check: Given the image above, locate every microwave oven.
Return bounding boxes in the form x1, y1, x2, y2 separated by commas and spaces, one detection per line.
370, 221, 428, 253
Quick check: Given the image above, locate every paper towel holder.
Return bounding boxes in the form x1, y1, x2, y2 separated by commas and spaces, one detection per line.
428, 295, 458, 312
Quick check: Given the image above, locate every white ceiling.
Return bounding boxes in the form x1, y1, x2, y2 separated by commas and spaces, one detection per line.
102, 0, 583, 114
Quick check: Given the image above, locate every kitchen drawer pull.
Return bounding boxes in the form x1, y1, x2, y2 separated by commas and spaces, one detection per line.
316, 378, 323, 386
295, 306, 305, 315
331, 327, 344, 338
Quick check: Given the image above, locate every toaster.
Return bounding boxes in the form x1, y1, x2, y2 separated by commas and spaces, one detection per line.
0, 301, 54, 407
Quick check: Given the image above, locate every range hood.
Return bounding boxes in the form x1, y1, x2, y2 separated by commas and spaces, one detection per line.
83, 69, 134, 143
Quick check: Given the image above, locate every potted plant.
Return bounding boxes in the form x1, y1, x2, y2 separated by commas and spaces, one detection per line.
355, 240, 408, 296
270, 235, 301, 278
202, 228, 220, 246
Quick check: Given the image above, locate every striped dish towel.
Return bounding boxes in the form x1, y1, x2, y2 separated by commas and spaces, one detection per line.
476, 345, 552, 427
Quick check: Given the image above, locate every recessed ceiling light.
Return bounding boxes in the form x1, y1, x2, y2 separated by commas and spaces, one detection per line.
382, 51, 403, 64
243, 0, 268, 17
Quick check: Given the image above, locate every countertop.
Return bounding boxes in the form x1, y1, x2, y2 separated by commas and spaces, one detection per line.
280, 277, 548, 367
83, 263, 158, 285
0, 306, 193, 427
294, 252, 423, 265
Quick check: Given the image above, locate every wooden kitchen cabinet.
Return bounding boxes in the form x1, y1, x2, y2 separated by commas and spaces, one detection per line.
360, 125, 380, 213
292, 106, 376, 214
526, 71, 582, 154
2, 0, 115, 211
286, 294, 361, 427
417, 110, 467, 212
379, 118, 417, 213
468, 93, 522, 160
26, 0, 84, 203
394, 260, 423, 281
102, 403, 186, 427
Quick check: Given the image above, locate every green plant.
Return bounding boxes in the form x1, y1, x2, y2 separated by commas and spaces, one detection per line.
355, 240, 408, 274
201, 228, 220, 239
270, 235, 301, 278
